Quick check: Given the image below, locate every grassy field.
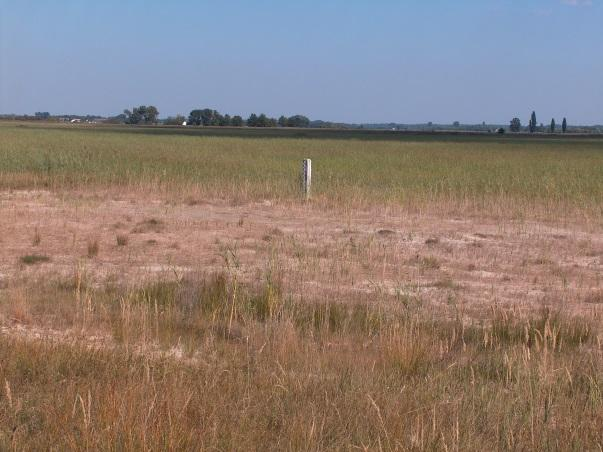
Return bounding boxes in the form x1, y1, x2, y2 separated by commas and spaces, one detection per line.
1, 121, 603, 217
1, 275, 602, 450
1, 121, 603, 450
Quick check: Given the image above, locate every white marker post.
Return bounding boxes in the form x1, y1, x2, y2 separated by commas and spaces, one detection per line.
302, 159, 312, 200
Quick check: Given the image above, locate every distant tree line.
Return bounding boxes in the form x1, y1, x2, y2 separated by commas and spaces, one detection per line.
509, 111, 568, 134
185, 108, 311, 128
123, 106, 159, 124
3, 107, 597, 135
187, 109, 243, 127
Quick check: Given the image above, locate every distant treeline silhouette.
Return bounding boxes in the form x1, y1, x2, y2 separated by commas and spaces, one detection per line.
184, 109, 311, 128
510, 111, 568, 133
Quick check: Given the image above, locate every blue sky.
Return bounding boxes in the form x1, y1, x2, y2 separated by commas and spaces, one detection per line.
0, 0, 601, 124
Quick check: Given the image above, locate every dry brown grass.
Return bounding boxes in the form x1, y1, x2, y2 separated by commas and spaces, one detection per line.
131, 218, 165, 234
1, 121, 603, 448
1, 272, 602, 450
87, 239, 99, 258
32, 227, 41, 247
0, 186, 601, 449
116, 234, 128, 247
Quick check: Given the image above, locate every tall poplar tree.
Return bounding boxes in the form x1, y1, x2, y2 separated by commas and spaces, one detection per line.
529, 111, 537, 133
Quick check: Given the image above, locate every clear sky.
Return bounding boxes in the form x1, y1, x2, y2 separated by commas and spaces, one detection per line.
0, 0, 601, 124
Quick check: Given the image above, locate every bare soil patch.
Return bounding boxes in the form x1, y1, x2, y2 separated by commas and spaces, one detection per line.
1, 189, 602, 322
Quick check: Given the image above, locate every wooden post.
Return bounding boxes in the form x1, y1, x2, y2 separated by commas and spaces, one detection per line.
302, 159, 312, 200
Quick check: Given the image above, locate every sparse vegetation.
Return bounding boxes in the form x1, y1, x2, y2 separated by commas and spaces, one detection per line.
419, 255, 441, 270
32, 227, 41, 246
87, 239, 99, 258
583, 290, 603, 304
132, 218, 164, 234
1, 274, 602, 450
20, 254, 50, 265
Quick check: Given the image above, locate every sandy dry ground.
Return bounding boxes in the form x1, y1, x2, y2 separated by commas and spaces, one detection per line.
1, 190, 602, 322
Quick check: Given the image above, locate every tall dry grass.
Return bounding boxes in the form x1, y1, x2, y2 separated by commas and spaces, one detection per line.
1, 271, 602, 450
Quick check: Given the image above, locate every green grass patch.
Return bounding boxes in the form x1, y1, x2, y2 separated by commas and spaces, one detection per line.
20, 254, 50, 265
1, 122, 602, 215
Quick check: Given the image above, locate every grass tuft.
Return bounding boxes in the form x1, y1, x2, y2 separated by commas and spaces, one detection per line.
132, 218, 164, 234
32, 227, 41, 246
20, 254, 50, 265
87, 239, 99, 258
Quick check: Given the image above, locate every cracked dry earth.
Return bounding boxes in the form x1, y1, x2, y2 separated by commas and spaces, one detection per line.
1, 189, 603, 329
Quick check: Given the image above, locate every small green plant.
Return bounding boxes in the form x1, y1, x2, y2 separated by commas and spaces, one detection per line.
20, 254, 50, 265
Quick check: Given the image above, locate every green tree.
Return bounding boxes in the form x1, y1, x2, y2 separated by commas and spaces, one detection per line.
125, 107, 142, 124
143, 106, 159, 124
256, 114, 269, 127
211, 111, 223, 126
550, 118, 556, 133
124, 106, 159, 124
247, 113, 258, 127
529, 111, 537, 133
187, 108, 220, 126
246, 113, 279, 127
231, 115, 244, 127
201, 109, 217, 126
188, 110, 202, 126
124, 109, 138, 124
278, 116, 288, 127
287, 115, 310, 128
562, 118, 567, 133
219, 114, 232, 126
510, 118, 521, 133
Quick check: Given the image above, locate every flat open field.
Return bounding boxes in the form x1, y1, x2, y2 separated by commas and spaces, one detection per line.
1, 122, 603, 449
2, 122, 603, 217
